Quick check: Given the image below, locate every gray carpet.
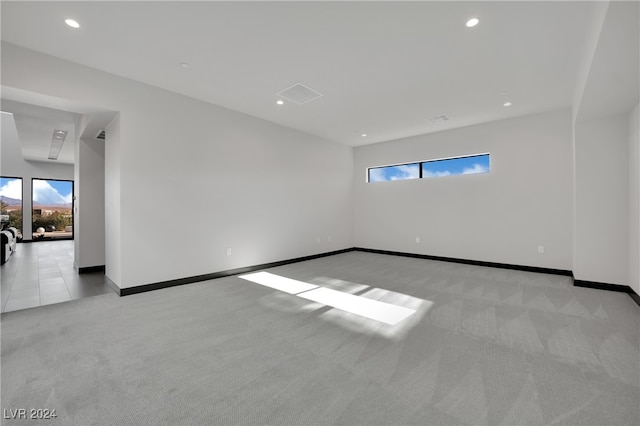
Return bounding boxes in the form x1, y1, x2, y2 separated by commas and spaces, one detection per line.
1, 251, 639, 425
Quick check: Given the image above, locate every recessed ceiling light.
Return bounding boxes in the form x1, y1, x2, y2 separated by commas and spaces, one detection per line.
276, 99, 284, 105
361, 133, 367, 137
466, 18, 479, 28
65, 19, 80, 29
504, 102, 512, 107
180, 62, 190, 69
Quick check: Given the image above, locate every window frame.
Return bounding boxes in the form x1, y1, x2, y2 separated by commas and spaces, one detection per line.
367, 162, 422, 183
0, 176, 24, 238
31, 177, 75, 241
367, 153, 490, 183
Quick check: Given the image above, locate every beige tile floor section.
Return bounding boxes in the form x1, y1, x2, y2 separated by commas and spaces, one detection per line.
1, 240, 115, 313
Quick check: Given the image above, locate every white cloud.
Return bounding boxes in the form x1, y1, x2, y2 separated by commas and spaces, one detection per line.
0, 179, 22, 200
462, 164, 489, 175
33, 180, 71, 205
389, 165, 419, 181
370, 165, 419, 182
369, 168, 386, 182
423, 170, 451, 178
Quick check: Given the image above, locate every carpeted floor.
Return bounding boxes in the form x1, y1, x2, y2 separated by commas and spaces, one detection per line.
1, 251, 639, 425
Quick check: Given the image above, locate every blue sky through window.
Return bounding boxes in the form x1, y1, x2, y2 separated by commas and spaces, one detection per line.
422, 154, 489, 178
368, 154, 490, 182
32, 179, 73, 206
0, 177, 22, 201
369, 163, 420, 182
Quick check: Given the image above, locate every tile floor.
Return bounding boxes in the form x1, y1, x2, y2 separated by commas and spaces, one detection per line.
1, 240, 116, 313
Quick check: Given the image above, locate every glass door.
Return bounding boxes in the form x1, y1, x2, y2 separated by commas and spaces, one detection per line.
32, 178, 73, 240
0, 176, 23, 241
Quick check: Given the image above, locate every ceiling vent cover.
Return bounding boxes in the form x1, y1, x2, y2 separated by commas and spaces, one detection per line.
276, 83, 323, 105
428, 115, 450, 124
48, 129, 68, 160
95, 130, 106, 140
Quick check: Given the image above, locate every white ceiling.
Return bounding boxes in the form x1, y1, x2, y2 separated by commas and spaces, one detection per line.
1, 1, 600, 147
1, 99, 78, 164
576, 1, 640, 121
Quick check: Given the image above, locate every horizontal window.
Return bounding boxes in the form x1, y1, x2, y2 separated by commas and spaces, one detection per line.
422, 154, 490, 178
367, 153, 490, 183
368, 163, 420, 182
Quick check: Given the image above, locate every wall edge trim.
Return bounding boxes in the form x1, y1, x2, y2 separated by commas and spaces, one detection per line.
114, 246, 639, 308
79, 265, 106, 274
353, 247, 573, 276
119, 248, 355, 296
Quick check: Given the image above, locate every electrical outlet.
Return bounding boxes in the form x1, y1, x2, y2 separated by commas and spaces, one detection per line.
416, 237, 421, 243
226, 247, 232, 256
537, 245, 544, 254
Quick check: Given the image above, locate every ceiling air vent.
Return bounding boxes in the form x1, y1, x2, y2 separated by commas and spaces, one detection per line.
276, 83, 323, 105
95, 130, 106, 140
427, 115, 450, 124
48, 129, 68, 160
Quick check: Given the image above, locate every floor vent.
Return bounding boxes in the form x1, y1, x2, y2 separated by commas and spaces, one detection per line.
276, 83, 323, 105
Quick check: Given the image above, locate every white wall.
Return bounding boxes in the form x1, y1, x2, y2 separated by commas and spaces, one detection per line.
74, 135, 105, 269
572, 1, 609, 123
629, 103, 640, 295
354, 109, 573, 270
104, 115, 122, 286
1, 112, 74, 240
1, 42, 354, 289
73, 112, 106, 270
574, 114, 629, 285
570, 0, 637, 288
